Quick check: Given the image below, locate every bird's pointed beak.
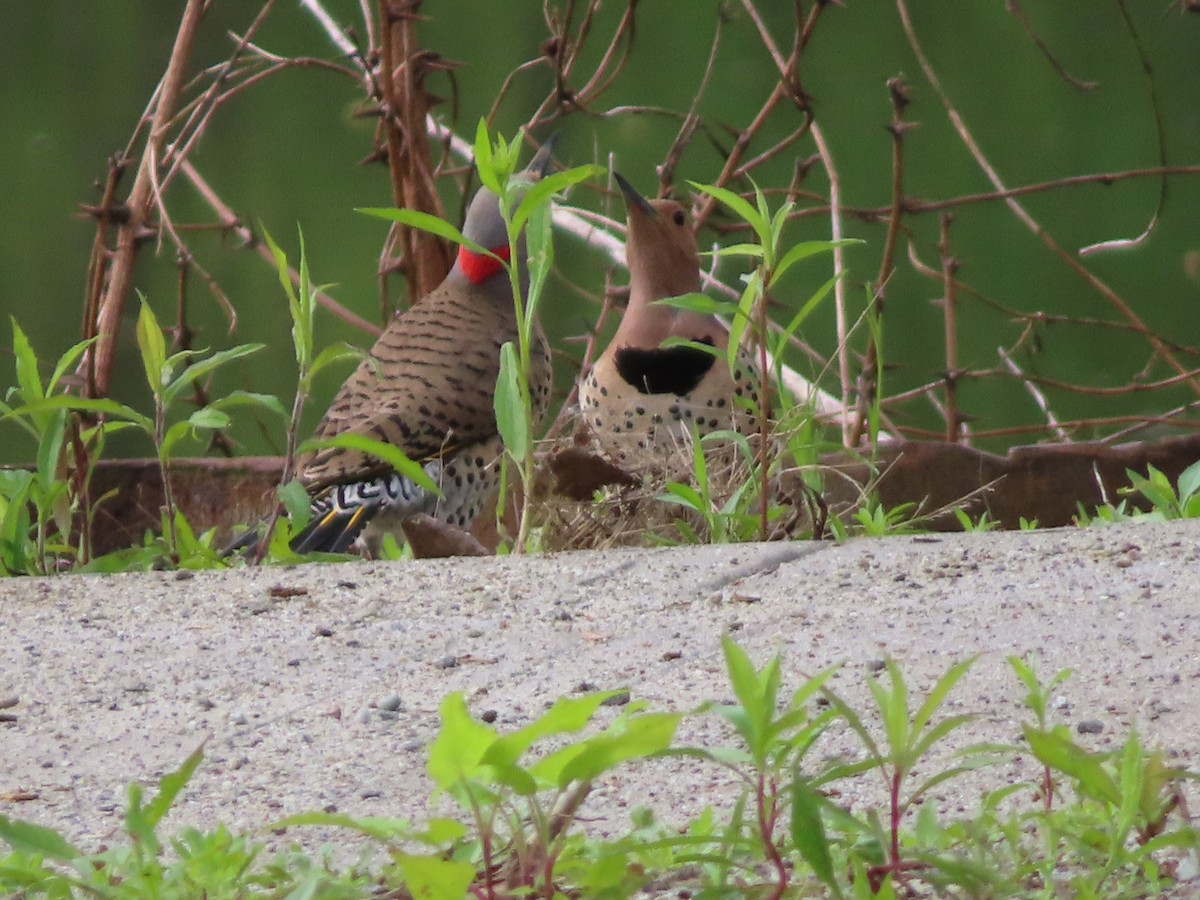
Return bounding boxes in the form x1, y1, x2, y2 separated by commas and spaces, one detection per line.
614, 171, 657, 219
525, 133, 559, 180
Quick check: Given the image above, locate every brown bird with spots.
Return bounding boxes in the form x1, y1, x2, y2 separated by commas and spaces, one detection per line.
579, 172, 759, 463
269, 142, 555, 555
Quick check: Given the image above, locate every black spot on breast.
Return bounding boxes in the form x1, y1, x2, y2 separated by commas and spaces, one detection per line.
613, 340, 717, 396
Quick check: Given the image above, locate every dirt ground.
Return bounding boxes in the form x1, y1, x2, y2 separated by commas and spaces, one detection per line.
2, 520, 1199, 878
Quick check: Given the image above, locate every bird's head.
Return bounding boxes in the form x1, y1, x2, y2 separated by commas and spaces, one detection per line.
456, 136, 557, 285
615, 172, 702, 301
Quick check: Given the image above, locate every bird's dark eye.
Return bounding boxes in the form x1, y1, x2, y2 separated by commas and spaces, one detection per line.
672, 210, 686, 226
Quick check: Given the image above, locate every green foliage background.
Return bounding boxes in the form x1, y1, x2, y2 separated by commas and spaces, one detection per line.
2, 2, 1199, 463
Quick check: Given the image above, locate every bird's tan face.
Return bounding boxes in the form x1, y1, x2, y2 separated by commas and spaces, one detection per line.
625, 197, 702, 303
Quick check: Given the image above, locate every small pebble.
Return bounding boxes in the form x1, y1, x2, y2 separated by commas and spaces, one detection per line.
433, 655, 459, 670
229, 710, 249, 726
360, 789, 382, 799
287, 658, 300, 668
866, 659, 887, 673
662, 649, 683, 661
1077, 719, 1104, 735
377, 692, 403, 712
357, 708, 373, 725
401, 740, 423, 752
481, 709, 498, 723
174, 570, 194, 581
314, 626, 334, 638
601, 690, 631, 707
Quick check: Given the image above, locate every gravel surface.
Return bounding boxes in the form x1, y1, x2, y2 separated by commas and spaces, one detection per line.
2, 520, 1199, 872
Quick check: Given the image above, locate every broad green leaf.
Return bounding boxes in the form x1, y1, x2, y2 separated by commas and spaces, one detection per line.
0, 815, 81, 860
523, 197, 554, 326
396, 852, 476, 900
135, 298, 167, 396
482, 692, 622, 770
426, 693, 497, 790
494, 341, 528, 460
298, 433, 439, 495
554, 712, 681, 785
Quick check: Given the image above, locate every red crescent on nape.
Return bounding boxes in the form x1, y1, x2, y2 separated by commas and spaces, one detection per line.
458, 244, 512, 284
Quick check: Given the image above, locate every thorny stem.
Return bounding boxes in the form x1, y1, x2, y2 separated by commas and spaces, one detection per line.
896, 0, 1200, 398
938, 213, 961, 442
852, 76, 910, 448
80, 0, 209, 399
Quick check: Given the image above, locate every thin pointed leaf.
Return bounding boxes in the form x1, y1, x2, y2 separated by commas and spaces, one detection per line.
299, 433, 439, 495
770, 240, 858, 289
0, 815, 81, 860
135, 299, 167, 397
162, 343, 265, 406
511, 164, 604, 235
472, 119, 503, 197
653, 292, 741, 318
691, 181, 767, 244
494, 341, 528, 460
911, 655, 977, 739
358, 207, 491, 258
791, 775, 839, 893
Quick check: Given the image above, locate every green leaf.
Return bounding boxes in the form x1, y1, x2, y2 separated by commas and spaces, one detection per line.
653, 292, 740, 318
0, 815, 81, 860
2, 395, 153, 433
426, 693, 497, 790
278, 478, 313, 524
472, 119, 503, 197
358, 207, 491, 259
211, 390, 289, 422
555, 712, 681, 785
482, 692, 623, 771
10, 319, 44, 405
494, 341, 528, 460
162, 343, 265, 407
709, 241, 765, 259
396, 852, 476, 900
511, 164, 604, 235
1023, 725, 1122, 806
272, 811, 424, 843
135, 297, 168, 397
791, 775, 839, 893
690, 181, 767, 244
770, 239, 858, 289
299, 433, 439, 496
142, 743, 204, 830
1177, 459, 1200, 503
48, 337, 99, 395
308, 341, 364, 383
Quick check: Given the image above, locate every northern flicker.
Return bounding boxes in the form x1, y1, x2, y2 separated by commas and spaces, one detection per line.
578, 173, 759, 463
269, 142, 555, 555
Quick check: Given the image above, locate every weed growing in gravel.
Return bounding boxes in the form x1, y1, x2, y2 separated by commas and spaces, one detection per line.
3, 647, 1196, 898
